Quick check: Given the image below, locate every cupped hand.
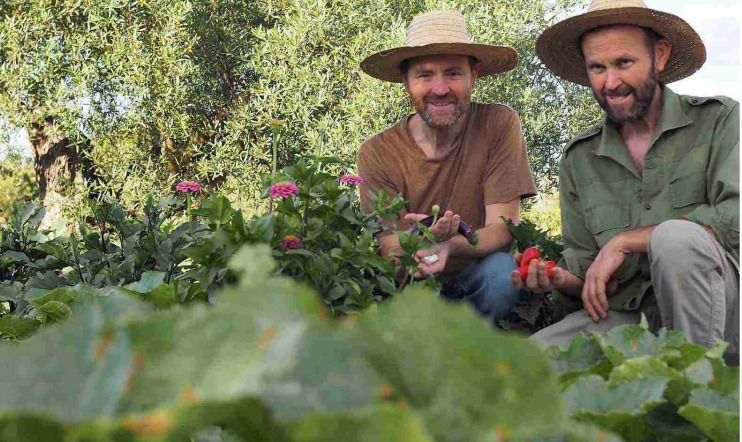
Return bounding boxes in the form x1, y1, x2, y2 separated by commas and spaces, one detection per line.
413, 242, 450, 279
405, 210, 461, 243
510, 252, 567, 294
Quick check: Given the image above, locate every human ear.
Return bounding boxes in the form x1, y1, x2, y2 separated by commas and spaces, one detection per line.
655, 39, 672, 73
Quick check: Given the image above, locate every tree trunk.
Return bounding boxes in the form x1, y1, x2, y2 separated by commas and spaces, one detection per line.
28, 119, 98, 201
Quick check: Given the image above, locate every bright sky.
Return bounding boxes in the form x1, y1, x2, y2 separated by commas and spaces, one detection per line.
647, 0, 740, 100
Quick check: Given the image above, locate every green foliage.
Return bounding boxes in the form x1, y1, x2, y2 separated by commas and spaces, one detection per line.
522, 191, 561, 237
0, 0, 599, 216
0, 244, 620, 442
0, 160, 409, 338
547, 320, 740, 441
0, 162, 37, 223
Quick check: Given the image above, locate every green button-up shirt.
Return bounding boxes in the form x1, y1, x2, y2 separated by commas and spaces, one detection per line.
558, 86, 739, 311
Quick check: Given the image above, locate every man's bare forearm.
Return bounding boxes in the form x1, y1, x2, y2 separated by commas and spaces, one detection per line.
554, 271, 585, 297
446, 221, 514, 258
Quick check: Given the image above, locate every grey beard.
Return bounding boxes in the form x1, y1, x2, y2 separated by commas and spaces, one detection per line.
419, 100, 468, 129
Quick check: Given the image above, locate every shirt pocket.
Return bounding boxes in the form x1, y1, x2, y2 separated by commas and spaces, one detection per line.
669, 171, 707, 208
585, 203, 630, 246
669, 143, 709, 209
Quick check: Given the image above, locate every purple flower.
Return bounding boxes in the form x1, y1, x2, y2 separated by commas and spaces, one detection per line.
270, 181, 299, 199
340, 174, 363, 186
281, 235, 302, 250
176, 181, 202, 193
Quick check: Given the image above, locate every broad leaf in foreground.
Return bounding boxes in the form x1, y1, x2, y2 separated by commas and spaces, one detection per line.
679, 388, 740, 441
563, 375, 667, 441
356, 286, 567, 441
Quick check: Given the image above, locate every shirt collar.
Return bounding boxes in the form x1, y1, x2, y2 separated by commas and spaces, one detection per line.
594, 86, 693, 174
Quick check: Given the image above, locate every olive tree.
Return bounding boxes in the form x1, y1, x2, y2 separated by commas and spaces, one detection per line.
0, 0, 261, 213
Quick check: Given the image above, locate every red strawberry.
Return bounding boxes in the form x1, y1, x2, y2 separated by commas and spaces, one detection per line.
518, 263, 530, 281
545, 261, 556, 279
522, 247, 541, 265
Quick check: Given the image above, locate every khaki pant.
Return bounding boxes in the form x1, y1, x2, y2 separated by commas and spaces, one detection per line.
532, 220, 739, 356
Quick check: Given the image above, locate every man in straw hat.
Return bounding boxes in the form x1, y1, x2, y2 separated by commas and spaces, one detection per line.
357, 10, 537, 324
515, 0, 739, 360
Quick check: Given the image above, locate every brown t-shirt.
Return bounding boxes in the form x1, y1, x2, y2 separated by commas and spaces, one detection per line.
357, 102, 537, 273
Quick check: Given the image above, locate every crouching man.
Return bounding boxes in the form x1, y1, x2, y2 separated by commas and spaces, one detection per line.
357, 10, 537, 324
514, 0, 739, 360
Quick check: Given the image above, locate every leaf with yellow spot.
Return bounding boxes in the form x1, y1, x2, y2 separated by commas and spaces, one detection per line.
180, 387, 200, 405
122, 410, 173, 437
379, 383, 395, 400
94, 332, 114, 362
258, 326, 277, 350
496, 361, 510, 376
492, 424, 510, 441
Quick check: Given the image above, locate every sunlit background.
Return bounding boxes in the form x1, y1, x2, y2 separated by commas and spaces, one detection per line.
651, 0, 740, 100
1, 0, 739, 159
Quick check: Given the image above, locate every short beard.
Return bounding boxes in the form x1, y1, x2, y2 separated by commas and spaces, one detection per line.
418, 96, 469, 129
597, 66, 658, 125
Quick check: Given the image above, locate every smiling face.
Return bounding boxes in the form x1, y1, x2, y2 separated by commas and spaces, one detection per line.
581, 25, 670, 124
402, 54, 479, 129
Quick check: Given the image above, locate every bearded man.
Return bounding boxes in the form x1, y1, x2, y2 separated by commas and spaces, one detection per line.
514, 0, 739, 361
357, 10, 537, 324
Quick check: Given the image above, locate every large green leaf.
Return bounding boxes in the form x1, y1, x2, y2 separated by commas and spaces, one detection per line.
679, 388, 740, 441
641, 402, 708, 442
546, 334, 612, 389
289, 406, 433, 442
355, 286, 567, 441
0, 282, 24, 303
124, 271, 167, 294
0, 316, 41, 340
608, 356, 678, 386
563, 375, 667, 441
0, 415, 65, 442
595, 324, 664, 365
0, 251, 31, 266
0, 296, 139, 422
0, 247, 313, 438
35, 300, 72, 323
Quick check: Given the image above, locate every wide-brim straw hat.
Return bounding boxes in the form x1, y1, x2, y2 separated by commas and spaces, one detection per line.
361, 10, 518, 83
536, 0, 706, 86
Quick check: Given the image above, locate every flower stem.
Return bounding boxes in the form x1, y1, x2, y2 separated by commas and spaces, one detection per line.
186, 193, 192, 234
271, 128, 279, 181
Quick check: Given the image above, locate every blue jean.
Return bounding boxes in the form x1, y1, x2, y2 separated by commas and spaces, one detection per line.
441, 252, 525, 325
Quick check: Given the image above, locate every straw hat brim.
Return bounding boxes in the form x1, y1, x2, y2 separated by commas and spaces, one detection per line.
536, 7, 706, 86
361, 43, 518, 83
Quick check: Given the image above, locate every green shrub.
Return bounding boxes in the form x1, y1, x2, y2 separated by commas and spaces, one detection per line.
0, 162, 37, 224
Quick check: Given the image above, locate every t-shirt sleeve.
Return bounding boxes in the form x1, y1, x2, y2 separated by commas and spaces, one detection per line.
357, 140, 398, 215
483, 108, 538, 204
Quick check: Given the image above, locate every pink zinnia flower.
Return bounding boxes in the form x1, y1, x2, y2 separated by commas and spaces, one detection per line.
270, 181, 299, 199
340, 174, 363, 186
281, 235, 302, 250
176, 181, 202, 193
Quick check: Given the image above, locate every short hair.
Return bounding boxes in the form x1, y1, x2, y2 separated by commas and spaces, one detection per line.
400, 56, 479, 78
579, 25, 664, 57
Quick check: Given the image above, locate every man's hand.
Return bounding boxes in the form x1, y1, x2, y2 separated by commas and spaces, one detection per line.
413, 242, 450, 279
405, 210, 460, 243
511, 252, 568, 294
581, 240, 625, 322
